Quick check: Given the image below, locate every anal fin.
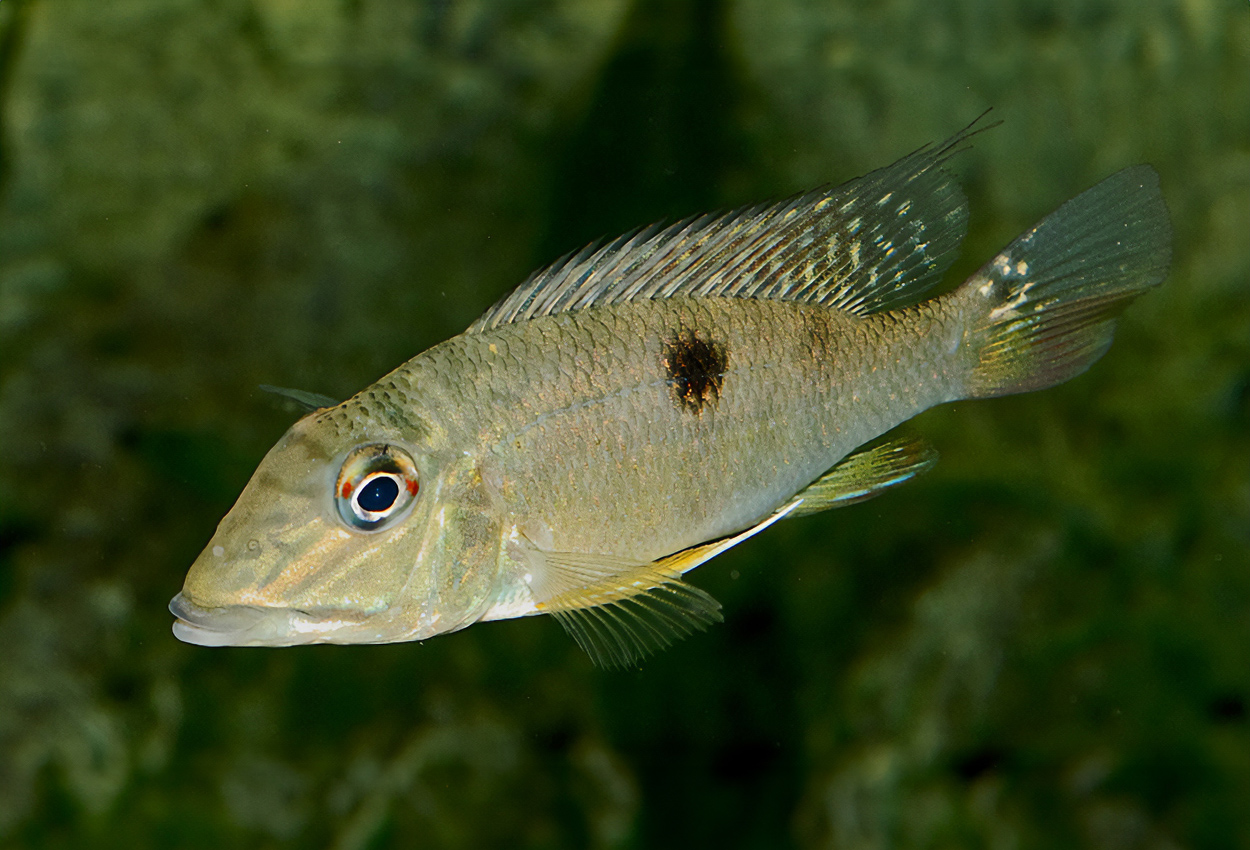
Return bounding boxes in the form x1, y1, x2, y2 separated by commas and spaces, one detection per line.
787, 437, 938, 519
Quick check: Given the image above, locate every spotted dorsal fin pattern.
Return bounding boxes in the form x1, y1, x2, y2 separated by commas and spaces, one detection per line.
470, 114, 995, 332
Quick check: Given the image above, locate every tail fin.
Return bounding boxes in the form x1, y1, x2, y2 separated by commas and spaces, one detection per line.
962, 165, 1172, 398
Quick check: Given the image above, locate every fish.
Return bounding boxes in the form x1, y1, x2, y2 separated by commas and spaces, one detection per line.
169, 118, 1172, 666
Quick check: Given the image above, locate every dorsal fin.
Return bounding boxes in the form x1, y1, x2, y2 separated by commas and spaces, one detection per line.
470, 114, 995, 332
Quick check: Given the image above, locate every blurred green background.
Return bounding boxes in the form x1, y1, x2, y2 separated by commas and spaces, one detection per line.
1, 0, 1247, 847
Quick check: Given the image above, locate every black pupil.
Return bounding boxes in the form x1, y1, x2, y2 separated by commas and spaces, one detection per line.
357, 475, 400, 513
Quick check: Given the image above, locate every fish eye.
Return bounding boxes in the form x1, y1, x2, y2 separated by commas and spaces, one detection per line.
357, 474, 400, 512
335, 444, 419, 531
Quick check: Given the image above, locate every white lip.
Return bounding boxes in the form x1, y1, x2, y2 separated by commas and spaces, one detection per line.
169, 593, 416, 646
169, 593, 345, 647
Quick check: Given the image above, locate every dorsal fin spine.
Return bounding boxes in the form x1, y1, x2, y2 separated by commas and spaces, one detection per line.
470, 113, 996, 332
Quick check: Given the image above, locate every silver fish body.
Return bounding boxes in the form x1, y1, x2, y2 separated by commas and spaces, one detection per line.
171, 121, 1172, 664
415, 296, 960, 562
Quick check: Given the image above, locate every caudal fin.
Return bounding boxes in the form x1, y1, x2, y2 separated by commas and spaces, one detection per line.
962, 165, 1172, 398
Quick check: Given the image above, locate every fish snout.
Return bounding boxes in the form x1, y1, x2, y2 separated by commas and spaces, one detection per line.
169, 593, 302, 646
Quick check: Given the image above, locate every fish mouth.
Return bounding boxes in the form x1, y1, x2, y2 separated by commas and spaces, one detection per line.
169, 593, 376, 647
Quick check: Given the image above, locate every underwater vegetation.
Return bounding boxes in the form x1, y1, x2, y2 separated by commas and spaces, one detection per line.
1, 0, 1247, 848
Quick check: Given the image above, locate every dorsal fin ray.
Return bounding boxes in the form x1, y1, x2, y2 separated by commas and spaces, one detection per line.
470, 113, 995, 332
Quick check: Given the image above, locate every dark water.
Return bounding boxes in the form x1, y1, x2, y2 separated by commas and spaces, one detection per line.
1, 1, 1247, 847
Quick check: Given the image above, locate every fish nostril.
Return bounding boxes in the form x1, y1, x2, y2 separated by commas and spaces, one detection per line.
234, 538, 264, 560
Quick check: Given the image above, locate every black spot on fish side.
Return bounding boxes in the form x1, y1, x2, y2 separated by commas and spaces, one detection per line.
662, 329, 728, 414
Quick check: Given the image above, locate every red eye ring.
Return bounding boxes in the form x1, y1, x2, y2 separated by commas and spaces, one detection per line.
334, 443, 420, 532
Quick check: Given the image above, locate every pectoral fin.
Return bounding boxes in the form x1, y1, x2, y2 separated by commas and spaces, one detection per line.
259, 384, 340, 412
528, 550, 722, 668
524, 503, 801, 667
787, 437, 938, 518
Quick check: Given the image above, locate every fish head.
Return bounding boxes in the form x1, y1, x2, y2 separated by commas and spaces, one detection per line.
170, 400, 504, 646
